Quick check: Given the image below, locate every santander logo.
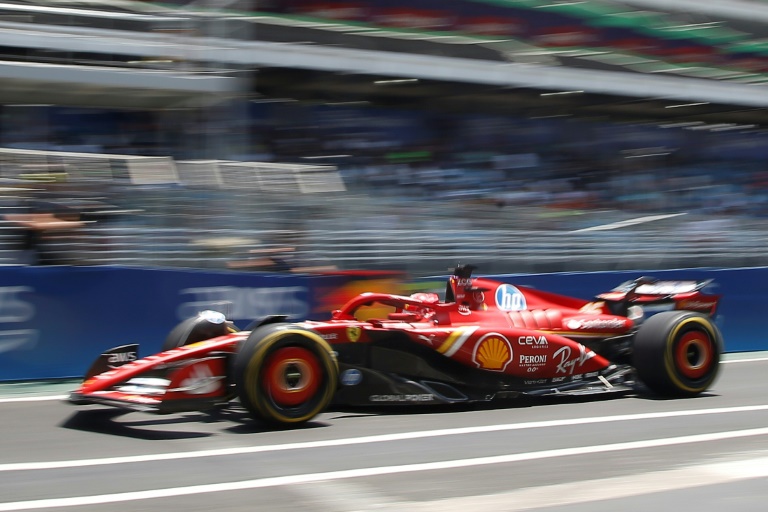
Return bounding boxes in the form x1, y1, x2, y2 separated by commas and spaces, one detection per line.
178, 362, 222, 395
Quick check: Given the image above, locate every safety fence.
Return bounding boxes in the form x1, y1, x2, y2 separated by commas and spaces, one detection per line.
3, 223, 767, 275
2, 147, 768, 275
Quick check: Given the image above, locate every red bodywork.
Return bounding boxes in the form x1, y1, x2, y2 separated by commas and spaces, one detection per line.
70, 271, 720, 414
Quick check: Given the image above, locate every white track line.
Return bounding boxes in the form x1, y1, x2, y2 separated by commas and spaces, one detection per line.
400, 453, 768, 511
1, 427, 768, 511
0, 395, 68, 403
3, 404, 768, 472
723, 356, 768, 364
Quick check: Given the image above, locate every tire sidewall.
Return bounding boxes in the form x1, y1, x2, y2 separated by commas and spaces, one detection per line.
234, 324, 338, 425
663, 315, 722, 393
634, 311, 722, 396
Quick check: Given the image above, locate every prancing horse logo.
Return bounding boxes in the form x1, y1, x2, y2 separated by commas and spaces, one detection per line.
346, 327, 362, 342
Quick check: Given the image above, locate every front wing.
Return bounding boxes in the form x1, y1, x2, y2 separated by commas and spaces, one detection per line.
69, 350, 234, 414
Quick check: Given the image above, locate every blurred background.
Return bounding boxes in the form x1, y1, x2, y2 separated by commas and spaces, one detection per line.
1, 0, 768, 276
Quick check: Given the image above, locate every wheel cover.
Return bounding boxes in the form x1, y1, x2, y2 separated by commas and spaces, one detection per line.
262, 347, 321, 407
674, 330, 713, 380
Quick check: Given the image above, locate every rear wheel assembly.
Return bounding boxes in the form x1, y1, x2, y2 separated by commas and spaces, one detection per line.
633, 311, 722, 396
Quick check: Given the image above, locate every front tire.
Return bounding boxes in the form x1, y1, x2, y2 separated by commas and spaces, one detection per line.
633, 311, 722, 396
233, 325, 338, 425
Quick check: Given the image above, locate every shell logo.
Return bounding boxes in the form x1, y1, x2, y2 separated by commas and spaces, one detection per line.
474, 334, 513, 371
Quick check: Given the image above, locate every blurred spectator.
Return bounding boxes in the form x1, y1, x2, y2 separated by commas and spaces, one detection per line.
227, 232, 337, 273
4, 197, 86, 265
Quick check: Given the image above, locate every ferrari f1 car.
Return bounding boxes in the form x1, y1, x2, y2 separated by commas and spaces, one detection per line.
69, 266, 723, 426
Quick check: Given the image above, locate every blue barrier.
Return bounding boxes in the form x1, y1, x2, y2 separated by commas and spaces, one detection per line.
0, 266, 764, 381
0, 267, 312, 381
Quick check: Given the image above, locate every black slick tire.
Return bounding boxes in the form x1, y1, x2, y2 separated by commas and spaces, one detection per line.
633, 311, 722, 396
233, 324, 338, 426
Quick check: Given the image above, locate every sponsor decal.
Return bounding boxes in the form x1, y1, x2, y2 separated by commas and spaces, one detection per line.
579, 302, 605, 314
566, 318, 626, 331
369, 394, 434, 402
346, 326, 362, 342
456, 278, 473, 287
524, 379, 547, 385
178, 286, 308, 321
458, 305, 471, 315
321, 333, 338, 341
340, 369, 363, 386
636, 281, 698, 295
518, 335, 548, 348
520, 354, 547, 365
418, 334, 436, 346
0, 286, 34, 323
678, 300, 717, 311
0, 329, 38, 354
553, 344, 596, 375
552, 376, 567, 383
520, 353, 547, 372
473, 333, 513, 371
107, 351, 138, 367
495, 284, 526, 311
177, 362, 222, 395
0, 287, 38, 354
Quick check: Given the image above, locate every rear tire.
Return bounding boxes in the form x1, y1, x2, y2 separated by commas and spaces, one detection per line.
234, 324, 338, 425
633, 311, 722, 396
162, 311, 234, 351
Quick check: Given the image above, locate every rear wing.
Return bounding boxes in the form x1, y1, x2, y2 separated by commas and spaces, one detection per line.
597, 277, 719, 317
607, 278, 714, 297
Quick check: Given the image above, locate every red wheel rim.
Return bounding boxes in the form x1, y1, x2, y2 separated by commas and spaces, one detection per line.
675, 330, 713, 380
262, 346, 321, 407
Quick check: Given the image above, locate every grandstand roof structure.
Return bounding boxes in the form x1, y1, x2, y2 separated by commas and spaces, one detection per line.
0, 0, 766, 128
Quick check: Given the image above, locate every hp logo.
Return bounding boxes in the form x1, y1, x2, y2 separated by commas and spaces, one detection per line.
495, 284, 526, 311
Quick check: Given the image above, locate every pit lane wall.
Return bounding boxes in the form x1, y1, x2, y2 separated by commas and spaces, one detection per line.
0, 266, 763, 381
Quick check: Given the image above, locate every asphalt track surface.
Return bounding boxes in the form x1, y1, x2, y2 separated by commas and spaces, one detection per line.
1, 354, 768, 512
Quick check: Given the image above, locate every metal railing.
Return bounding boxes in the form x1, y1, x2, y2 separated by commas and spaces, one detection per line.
8, 222, 761, 276
2, 147, 767, 276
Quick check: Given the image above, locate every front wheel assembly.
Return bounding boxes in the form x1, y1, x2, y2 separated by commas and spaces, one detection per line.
233, 324, 338, 425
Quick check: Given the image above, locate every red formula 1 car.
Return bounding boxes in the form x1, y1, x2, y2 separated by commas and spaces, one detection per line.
70, 265, 723, 426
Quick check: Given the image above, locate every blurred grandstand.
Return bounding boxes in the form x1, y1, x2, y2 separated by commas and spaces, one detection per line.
1, 0, 768, 276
